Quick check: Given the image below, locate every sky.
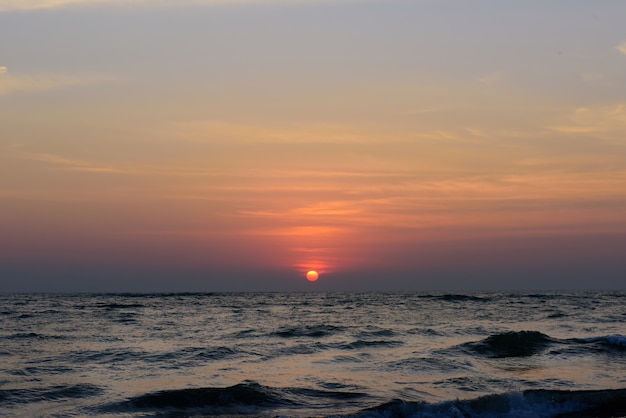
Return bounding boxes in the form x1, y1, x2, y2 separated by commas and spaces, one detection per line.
1, 0, 625, 292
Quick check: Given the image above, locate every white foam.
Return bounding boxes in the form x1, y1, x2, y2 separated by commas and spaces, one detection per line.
604, 334, 626, 347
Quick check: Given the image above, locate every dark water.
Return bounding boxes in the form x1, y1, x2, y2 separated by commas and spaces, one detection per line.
1, 292, 625, 417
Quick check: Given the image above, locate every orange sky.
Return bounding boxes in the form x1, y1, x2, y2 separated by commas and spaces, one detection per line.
1, 1, 626, 291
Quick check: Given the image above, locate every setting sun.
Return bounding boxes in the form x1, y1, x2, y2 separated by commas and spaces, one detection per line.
306, 271, 319, 282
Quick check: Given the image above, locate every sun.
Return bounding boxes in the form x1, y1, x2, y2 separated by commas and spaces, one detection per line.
306, 270, 319, 282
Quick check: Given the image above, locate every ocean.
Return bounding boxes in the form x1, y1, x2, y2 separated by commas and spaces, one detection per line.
1, 292, 625, 417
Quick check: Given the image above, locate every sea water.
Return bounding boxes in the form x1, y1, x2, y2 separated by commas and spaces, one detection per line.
1, 292, 625, 417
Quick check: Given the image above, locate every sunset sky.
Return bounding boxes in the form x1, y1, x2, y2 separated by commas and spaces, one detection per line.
1, 0, 625, 292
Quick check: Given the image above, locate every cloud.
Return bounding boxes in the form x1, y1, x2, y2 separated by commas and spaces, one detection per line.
151, 120, 372, 144
0, 0, 339, 12
24, 152, 131, 173
478, 72, 505, 85
580, 73, 603, 83
548, 104, 626, 142
16, 150, 244, 177
0, 0, 139, 11
0, 72, 114, 96
618, 41, 626, 56
402, 106, 450, 115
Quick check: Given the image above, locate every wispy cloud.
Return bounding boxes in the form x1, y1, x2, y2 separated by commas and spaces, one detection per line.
17, 150, 238, 177
239, 201, 361, 219
617, 41, 626, 56
478, 72, 505, 85
25, 152, 131, 174
0, 71, 115, 96
548, 104, 626, 140
0, 0, 340, 12
580, 73, 603, 83
401, 106, 451, 115
150, 120, 372, 144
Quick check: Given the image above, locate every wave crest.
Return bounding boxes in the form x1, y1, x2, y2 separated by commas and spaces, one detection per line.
109, 381, 368, 414
348, 388, 626, 418
577, 334, 626, 351
125, 382, 287, 409
464, 331, 554, 358
273, 324, 343, 338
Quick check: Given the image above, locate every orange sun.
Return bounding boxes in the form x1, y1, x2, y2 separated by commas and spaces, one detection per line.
306, 270, 319, 282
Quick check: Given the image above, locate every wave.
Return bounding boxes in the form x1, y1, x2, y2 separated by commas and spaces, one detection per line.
7, 365, 74, 377
272, 342, 329, 357
107, 381, 367, 414
0, 384, 102, 405
460, 331, 626, 359
386, 356, 471, 374
330, 353, 372, 363
123, 382, 289, 410
66, 345, 242, 367
574, 334, 626, 352
187, 346, 240, 360
144, 346, 242, 367
103, 383, 626, 417
68, 348, 148, 364
463, 331, 555, 358
416, 294, 492, 302
599, 334, 626, 348
357, 328, 396, 338
96, 302, 145, 309
2, 332, 66, 340
347, 388, 626, 418
439, 294, 491, 302
337, 339, 404, 350
272, 324, 343, 338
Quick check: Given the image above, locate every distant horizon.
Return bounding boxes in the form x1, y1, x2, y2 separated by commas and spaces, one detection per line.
3, 267, 625, 293
3, 289, 626, 295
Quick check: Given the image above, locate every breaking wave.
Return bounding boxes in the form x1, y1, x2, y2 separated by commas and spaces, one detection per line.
347, 388, 626, 418
460, 331, 626, 359
463, 331, 555, 358
107, 381, 367, 415
576, 334, 626, 351
101, 383, 626, 417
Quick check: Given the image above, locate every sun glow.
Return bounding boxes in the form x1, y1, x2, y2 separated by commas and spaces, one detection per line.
306, 270, 319, 282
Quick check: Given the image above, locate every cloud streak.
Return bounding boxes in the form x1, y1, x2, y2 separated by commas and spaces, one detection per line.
0, 0, 341, 12
478, 71, 505, 85
0, 72, 114, 96
548, 104, 626, 142
618, 41, 626, 56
